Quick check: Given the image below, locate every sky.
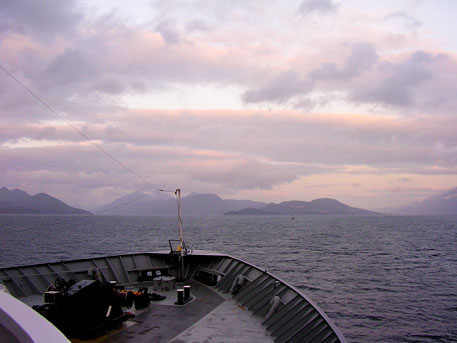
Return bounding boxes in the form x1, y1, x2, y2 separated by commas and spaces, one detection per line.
1, 0, 457, 211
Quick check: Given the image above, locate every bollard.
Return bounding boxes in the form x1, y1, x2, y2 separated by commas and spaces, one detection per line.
176, 289, 184, 305
184, 285, 191, 300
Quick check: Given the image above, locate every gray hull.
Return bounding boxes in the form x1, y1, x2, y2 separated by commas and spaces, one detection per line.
0, 250, 347, 343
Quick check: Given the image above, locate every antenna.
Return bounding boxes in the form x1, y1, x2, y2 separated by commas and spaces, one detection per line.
175, 188, 188, 280
175, 189, 185, 255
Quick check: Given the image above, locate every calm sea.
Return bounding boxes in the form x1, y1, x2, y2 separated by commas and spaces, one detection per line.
1, 215, 456, 342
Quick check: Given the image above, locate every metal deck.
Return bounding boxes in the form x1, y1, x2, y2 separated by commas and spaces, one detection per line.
0, 251, 347, 343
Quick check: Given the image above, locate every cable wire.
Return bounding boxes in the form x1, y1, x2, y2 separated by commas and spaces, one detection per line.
0, 63, 182, 234
0, 63, 172, 194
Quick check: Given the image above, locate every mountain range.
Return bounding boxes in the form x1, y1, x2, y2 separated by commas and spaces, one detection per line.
392, 187, 457, 215
96, 191, 378, 216
225, 198, 379, 216
95, 191, 265, 216
2, 186, 456, 216
97, 187, 457, 216
0, 187, 91, 215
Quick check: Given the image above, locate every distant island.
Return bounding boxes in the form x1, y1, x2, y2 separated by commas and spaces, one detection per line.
96, 191, 379, 216
98, 187, 457, 216
94, 192, 265, 216
392, 187, 457, 215
225, 198, 379, 216
0, 187, 91, 215
3, 186, 456, 216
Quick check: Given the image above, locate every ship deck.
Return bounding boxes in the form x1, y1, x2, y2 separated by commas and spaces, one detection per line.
103, 280, 273, 343
1, 251, 346, 343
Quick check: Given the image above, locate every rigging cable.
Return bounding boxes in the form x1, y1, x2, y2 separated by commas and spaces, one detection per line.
0, 63, 173, 194
175, 189, 184, 250
0, 62, 183, 236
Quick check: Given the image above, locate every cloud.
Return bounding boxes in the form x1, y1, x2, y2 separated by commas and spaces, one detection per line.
185, 20, 209, 32
2, 2, 457, 121
241, 42, 457, 115
1, 1, 457, 209
4, 109, 457, 171
155, 20, 181, 44
242, 42, 378, 107
396, 177, 415, 184
385, 11, 422, 32
2, 108, 457, 208
355, 51, 433, 106
351, 51, 457, 112
298, 0, 338, 16
242, 71, 313, 104
165, 158, 300, 190
0, 11, 264, 121
311, 42, 378, 80
41, 49, 97, 86
0, 0, 82, 40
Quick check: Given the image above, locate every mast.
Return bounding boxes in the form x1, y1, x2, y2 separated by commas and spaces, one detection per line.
175, 188, 186, 279
175, 188, 184, 252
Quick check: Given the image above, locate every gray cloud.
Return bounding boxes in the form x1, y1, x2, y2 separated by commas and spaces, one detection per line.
41, 49, 97, 86
242, 44, 457, 115
165, 158, 300, 190
396, 177, 415, 184
385, 11, 422, 31
311, 42, 378, 80
2, 1, 455, 121
352, 51, 437, 107
0, 143, 299, 208
0, 8, 260, 122
155, 21, 181, 44
185, 20, 209, 32
242, 71, 313, 104
2, 109, 457, 208
1, 1, 457, 209
0, 0, 82, 40
243, 42, 378, 106
4, 109, 457, 170
298, 0, 338, 16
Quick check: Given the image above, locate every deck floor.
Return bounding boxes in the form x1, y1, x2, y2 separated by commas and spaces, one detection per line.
101, 280, 273, 343
169, 293, 274, 343
17, 280, 275, 343
100, 281, 223, 343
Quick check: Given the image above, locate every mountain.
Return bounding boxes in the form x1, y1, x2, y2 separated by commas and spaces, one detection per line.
0, 187, 91, 215
96, 191, 266, 216
0, 187, 30, 203
225, 198, 379, 216
225, 207, 276, 215
94, 191, 175, 216
393, 187, 457, 215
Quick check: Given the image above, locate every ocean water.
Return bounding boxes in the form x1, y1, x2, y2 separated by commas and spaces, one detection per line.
0, 214, 456, 342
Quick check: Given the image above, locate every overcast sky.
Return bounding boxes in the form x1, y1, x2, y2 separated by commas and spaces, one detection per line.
1, 0, 456, 211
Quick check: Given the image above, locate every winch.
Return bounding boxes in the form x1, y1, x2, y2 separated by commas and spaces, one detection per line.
33, 278, 133, 337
